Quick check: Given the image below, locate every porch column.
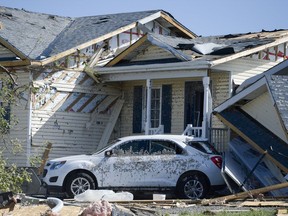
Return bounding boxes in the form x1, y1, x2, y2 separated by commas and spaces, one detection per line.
202, 77, 210, 139
145, 79, 152, 135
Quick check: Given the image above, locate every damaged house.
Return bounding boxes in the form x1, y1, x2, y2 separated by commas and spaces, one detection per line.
0, 6, 196, 166
96, 30, 288, 153
213, 60, 288, 196
1, 5, 288, 170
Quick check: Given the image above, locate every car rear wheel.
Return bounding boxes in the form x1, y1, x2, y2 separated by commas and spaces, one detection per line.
176, 172, 209, 199
65, 172, 96, 197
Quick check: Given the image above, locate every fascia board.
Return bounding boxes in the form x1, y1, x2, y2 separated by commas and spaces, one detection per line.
137, 11, 162, 25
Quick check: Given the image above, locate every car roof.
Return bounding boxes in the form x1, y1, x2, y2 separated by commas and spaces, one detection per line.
118, 134, 208, 143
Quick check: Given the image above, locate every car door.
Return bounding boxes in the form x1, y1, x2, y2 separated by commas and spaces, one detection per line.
145, 139, 189, 187
100, 139, 150, 187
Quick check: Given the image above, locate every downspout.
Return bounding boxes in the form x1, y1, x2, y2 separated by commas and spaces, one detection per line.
202, 77, 210, 139
26, 71, 33, 166
145, 79, 152, 135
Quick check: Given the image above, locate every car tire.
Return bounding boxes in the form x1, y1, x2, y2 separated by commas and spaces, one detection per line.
65, 172, 96, 197
176, 172, 209, 199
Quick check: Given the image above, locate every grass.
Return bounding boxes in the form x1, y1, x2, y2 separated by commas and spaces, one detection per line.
177, 209, 276, 216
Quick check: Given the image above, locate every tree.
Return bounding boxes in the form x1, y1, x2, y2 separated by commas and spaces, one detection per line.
0, 68, 32, 193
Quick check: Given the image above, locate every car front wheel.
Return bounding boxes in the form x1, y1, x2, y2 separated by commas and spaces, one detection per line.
176, 172, 209, 199
65, 172, 96, 197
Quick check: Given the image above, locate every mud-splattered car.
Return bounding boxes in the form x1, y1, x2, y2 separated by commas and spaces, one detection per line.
42, 135, 225, 199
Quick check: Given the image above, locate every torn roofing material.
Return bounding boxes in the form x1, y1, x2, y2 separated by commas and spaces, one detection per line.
216, 108, 288, 173
0, 6, 183, 60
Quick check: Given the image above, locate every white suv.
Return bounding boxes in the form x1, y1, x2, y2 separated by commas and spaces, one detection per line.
42, 135, 225, 199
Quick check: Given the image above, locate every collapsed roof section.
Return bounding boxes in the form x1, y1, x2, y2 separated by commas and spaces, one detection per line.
0, 6, 196, 66
213, 60, 288, 173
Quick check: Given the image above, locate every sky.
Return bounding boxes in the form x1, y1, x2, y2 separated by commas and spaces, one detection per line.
1, 0, 288, 36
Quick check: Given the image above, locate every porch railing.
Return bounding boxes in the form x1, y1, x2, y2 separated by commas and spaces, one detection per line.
182, 124, 202, 138
209, 127, 229, 153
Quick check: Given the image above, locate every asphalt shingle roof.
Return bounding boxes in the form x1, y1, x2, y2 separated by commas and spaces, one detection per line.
0, 6, 161, 60
267, 75, 288, 132
0, 7, 71, 60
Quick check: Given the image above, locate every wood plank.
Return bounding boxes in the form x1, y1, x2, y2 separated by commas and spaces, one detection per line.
97, 99, 124, 150
106, 34, 148, 66
38, 142, 52, 175
160, 12, 197, 38
202, 181, 288, 204
212, 36, 288, 66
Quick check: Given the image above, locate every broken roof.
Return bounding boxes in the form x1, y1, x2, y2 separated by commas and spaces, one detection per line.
106, 30, 288, 67
0, 6, 196, 63
213, 60, 288, 172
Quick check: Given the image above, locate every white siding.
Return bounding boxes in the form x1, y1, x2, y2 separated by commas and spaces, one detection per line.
0, 71, 30, 166
214, 57, 278, 85
242, 92, 288, 142
210, 71, 230, 128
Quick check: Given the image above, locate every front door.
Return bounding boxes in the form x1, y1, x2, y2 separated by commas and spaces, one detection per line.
184, 81, 204, 128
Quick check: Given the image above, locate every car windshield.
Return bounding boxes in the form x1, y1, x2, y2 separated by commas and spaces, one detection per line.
187, 141, 219, 154
92, 139, 120, 154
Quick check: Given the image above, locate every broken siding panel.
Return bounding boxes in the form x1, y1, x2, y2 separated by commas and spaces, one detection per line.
241, 92, 288, 142
31, 70, 122, 158
131, 45, 175, 61
211, 71, 230, 129
31, 110, 109, 158
214, 58, 278, 85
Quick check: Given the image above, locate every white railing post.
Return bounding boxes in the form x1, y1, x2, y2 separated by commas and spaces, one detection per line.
202, 77, 210, 139
145, 79, 151, 135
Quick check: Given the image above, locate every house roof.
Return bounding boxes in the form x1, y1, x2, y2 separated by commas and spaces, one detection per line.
0, 6, 196, 65
105, 30, 288, 67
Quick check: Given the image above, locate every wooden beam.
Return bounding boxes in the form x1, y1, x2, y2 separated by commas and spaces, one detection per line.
97, 98, 124, 150
0, 38, 29, 61
215, 113, 288, 173
77, 94, 97, 112
212, 36, 288, 66
40, 23, 137, 66
38, 142, 52, 175
64, 93, 85, 112
105, 34, 148, 66
202, 181, 288, 204
160, 12, 197, 39
0, 59, 31, 67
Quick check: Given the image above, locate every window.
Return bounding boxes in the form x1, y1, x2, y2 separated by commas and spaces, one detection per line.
151, 88, 161, 128
188, 141, 218, 154
114, 140, 149, 156
150, 140, 183, 155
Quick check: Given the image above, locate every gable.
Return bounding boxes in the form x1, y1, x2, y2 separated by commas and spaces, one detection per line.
242, 91, 288, 142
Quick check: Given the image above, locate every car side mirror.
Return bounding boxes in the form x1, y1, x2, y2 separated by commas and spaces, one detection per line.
105, 150, 113, 157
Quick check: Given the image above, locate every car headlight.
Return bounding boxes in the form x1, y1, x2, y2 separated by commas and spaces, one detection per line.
50, 161, 66, 170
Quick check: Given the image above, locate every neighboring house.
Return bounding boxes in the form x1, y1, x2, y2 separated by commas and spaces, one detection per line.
96, 30, 288, 152
213, 60, 288, 173
0, 6, 196, 166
